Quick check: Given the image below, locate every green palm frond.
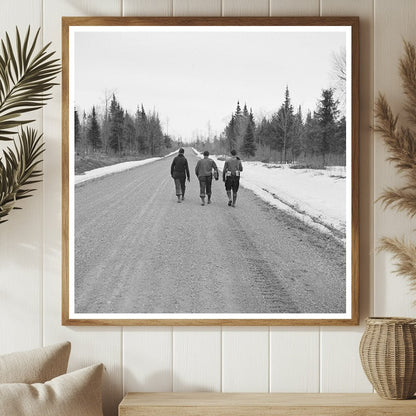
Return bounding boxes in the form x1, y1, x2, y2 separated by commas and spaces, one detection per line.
0, 27, 61, 141
0, 127, 44, 223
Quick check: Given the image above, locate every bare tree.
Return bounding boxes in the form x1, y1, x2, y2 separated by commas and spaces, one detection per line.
331, 46, 346, 115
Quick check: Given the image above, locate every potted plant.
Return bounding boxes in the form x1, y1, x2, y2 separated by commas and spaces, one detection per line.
359, 40, 416, 400
0, 27, 60, 223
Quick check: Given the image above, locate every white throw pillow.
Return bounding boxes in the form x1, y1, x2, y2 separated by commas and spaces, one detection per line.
0, 341, 71, 384
0, 363, 104, 416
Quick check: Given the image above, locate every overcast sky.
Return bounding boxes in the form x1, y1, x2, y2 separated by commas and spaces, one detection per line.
73, 28, 346, 141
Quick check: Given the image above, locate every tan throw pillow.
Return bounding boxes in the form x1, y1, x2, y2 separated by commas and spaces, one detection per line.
0, 341, 71, 384
0, 363, 104, 416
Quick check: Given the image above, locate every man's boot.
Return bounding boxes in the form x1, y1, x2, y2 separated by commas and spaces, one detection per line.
232, 193, 237, 207
207, 195, 211, 204
201, 196, 205, 206
177, 195, 181, 203
227, 191, 232, 206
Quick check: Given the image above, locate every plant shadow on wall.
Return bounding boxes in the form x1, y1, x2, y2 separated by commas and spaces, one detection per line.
359, 40, 416, 401
0, 27, 60, 224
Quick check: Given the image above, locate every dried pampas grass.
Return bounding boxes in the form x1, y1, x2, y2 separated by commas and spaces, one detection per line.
375, 40, 416, 297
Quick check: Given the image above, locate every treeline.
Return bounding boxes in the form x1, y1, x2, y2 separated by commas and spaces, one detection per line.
193, 86, 346, 167
74, 94, 174, 157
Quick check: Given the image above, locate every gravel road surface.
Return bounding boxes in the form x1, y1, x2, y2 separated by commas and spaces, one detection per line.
75, 148, 346, 314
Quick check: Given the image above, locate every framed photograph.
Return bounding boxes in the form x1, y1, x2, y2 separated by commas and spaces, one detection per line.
62, 17, 359, 325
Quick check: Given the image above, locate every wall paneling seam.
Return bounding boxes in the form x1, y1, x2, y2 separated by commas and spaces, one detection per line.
121, 329, 125, 395
171, 327, 174, 391
220, 327, 223, 392
221, 327, 224, 392
319, 329, 322, 392
268, 327, 270, 392
319, 327, 322, 392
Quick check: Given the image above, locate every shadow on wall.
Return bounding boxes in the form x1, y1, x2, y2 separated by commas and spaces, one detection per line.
123, 367, 216, 393
0, 193, 43, 354
67, 0, 122, 14
102, 365, 124, 416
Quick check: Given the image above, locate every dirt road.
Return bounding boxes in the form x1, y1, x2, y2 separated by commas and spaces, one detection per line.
75, 148, 346, 314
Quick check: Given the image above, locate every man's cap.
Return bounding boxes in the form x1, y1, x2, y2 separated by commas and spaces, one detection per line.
179, 148, 184, 154
203, 150, 209, 156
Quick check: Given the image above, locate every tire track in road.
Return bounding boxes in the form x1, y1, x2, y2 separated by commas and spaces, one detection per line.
228, 214, 300, 313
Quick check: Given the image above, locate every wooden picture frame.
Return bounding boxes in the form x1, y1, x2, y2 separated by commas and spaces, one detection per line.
62, 16, 359, 326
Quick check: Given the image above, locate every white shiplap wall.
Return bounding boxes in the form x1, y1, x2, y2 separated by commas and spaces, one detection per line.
1, 1, 416, 415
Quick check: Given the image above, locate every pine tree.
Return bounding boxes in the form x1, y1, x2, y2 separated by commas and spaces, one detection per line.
81, 110, 88, 153
291, 105, 304, 161
225, 114, 237, 152
303, 110, 316, 157
315, 88, 340, 165
243, 103, 249, 117
135, 104, 149, 153
256, 117, 274, 148
123, 111, 136, 154
236, 101, 241, 115
234, 100, 249, 149
164, 134, 172, 149
335, 116, 346, 154
147, 111, 164, 155
87, 106, 101, 152
240, 111, 256, 157
101, 91, 112, 153
274, 86, 294, 163
109, 94, 124, 153
74, 108, 81, 150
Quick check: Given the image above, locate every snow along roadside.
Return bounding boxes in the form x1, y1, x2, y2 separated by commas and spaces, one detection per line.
74, 149, 178, 185
192, 148, 345, 244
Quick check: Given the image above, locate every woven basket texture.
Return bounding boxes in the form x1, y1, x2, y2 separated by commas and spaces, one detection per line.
359, 317, 416, 399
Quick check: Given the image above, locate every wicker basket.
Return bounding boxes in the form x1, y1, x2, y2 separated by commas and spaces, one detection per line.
359, 317, 416, 399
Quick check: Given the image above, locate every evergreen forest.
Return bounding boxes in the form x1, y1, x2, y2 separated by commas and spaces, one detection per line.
75, 85, 346, 171
74, 94, 176, 171
192, 86, 346, 167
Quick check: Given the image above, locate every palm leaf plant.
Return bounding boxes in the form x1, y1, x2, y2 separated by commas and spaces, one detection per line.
375, 40, 416, 296
0, 27, 60, 223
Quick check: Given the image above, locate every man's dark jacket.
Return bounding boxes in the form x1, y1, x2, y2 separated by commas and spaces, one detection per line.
171, 154, 190, 180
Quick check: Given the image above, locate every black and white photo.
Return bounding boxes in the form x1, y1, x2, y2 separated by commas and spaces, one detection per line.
62, 17, 359, 325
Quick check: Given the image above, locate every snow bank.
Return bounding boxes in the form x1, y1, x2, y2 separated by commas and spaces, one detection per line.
238, 162, 346, 237
164, 149, 180, 158
75, 150, 178, 185
193, 148, 346, 241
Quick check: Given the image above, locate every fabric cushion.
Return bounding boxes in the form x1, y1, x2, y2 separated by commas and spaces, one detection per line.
0, 363, 104, 416
0, 341, 71, 384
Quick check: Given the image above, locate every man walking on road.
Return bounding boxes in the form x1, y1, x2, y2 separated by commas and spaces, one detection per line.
223, 149, 243, 207
170, 148, 190, 203
195, 150, 219, 206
